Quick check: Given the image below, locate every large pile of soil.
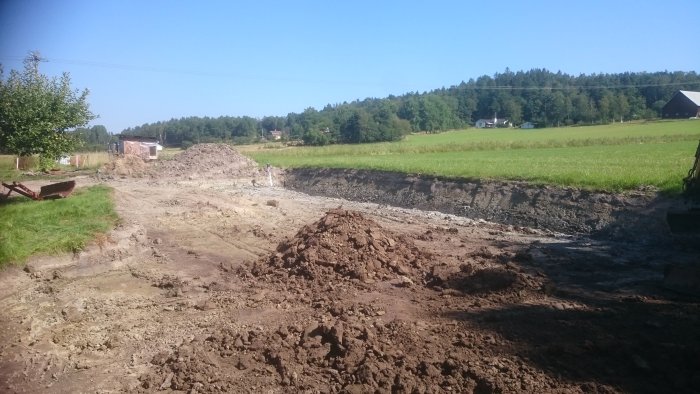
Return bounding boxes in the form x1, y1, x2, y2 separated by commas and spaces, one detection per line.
250, 208, 430, 284
152, 143, 262, 179
143, 232, 567, 393
99, 154, 150, 178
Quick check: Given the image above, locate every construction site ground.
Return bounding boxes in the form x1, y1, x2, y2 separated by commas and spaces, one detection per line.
1, 145, 699, 393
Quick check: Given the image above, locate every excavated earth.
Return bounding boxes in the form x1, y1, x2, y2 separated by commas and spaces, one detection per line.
1, 143, 699, 394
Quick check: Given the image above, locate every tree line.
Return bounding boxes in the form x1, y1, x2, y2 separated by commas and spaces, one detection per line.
122, 69, 700, 146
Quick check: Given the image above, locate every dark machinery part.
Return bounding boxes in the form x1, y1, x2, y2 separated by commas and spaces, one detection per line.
682, 139, 700, 199
666, 140, 700, 234
664, 140, 700, 297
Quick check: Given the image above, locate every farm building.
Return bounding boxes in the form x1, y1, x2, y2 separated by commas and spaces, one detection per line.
520, 121, 536, 129
475, 117, 512, 128
117, 135, 163, 160
269, 130, 283, 140
662, 90, 700, 119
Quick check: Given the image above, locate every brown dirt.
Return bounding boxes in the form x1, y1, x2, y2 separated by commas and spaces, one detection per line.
251, 208, 430, 284
99, 154, 151, 178
100, 143, 262, 181
151, 143, 262, 179
1, 145, 699, 393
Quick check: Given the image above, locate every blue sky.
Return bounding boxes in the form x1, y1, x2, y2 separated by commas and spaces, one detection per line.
1, 0, 698, 133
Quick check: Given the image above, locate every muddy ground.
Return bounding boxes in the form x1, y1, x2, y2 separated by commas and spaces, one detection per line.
1, 145, 699, 393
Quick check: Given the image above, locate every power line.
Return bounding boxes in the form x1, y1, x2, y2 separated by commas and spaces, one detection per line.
458, 81, 700, 91
2, 55, 698, 91
0, 56, 382, 87
50, 57, 222, 77
1, 55, 258, 79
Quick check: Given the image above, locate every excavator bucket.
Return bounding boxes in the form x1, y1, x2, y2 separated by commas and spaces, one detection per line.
39, 180, 76, 199
1, 180, 76, 201
667, 140, 700, 234
662, 140, 700, 297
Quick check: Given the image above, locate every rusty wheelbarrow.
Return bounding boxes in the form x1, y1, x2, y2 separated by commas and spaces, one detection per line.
1, 180, 76, 201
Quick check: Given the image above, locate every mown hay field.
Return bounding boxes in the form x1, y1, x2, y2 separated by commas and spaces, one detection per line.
246, 120, 700, 193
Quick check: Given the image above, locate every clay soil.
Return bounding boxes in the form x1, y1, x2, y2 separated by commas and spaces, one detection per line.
1, 144, 699, 393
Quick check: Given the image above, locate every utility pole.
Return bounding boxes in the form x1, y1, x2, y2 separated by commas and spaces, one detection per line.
27, 50, 46, 74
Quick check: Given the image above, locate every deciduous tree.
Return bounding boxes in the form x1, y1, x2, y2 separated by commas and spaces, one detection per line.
0, 51, 94, 169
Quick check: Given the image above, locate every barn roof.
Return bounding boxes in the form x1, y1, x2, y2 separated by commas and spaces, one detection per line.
679, 90, 700, 106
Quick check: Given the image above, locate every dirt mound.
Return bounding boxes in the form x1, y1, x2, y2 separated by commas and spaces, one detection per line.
427, 248, 545, 301
251, 209, 430, 284
140, 302, 577, 393
152, 143, 262, 179
100, 155, 150, 177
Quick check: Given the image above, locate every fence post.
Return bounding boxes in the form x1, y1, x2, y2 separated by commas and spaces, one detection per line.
16, 157, 19, 170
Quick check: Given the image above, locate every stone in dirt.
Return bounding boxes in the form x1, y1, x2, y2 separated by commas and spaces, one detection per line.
252, 208, 431, 283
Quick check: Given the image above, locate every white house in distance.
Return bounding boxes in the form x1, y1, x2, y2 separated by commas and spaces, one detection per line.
475, 116, 512, 128
520, 121, 535, 129
269, 130, 282, 140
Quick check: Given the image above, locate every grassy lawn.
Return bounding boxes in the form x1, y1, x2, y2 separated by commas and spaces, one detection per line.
0, 152, 113, 182
0, 185, 118, 267
247, 120, 700, 193
0, 155, 22, 181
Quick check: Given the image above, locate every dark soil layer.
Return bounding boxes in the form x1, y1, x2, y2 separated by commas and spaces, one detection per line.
283, 168, 679, 244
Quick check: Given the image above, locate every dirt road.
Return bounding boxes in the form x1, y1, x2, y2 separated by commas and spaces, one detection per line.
1, 148, 698, 393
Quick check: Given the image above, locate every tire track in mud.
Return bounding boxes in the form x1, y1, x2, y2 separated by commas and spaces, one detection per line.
115, 183, 273, 262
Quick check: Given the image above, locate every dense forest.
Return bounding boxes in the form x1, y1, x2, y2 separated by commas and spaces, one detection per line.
121, 69, 700, 146
72, 125, 116, 151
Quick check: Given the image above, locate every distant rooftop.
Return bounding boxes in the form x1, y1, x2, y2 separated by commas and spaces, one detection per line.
679, 90, 700, 106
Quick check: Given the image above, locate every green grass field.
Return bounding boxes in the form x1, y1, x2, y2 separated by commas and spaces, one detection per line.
0, 185, 118, 266
0, 152, 112, 182
0, 155, 21, 181
246, 120, 700, 193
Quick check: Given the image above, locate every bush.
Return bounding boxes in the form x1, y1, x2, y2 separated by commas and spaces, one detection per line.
303, 130, 330, 146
